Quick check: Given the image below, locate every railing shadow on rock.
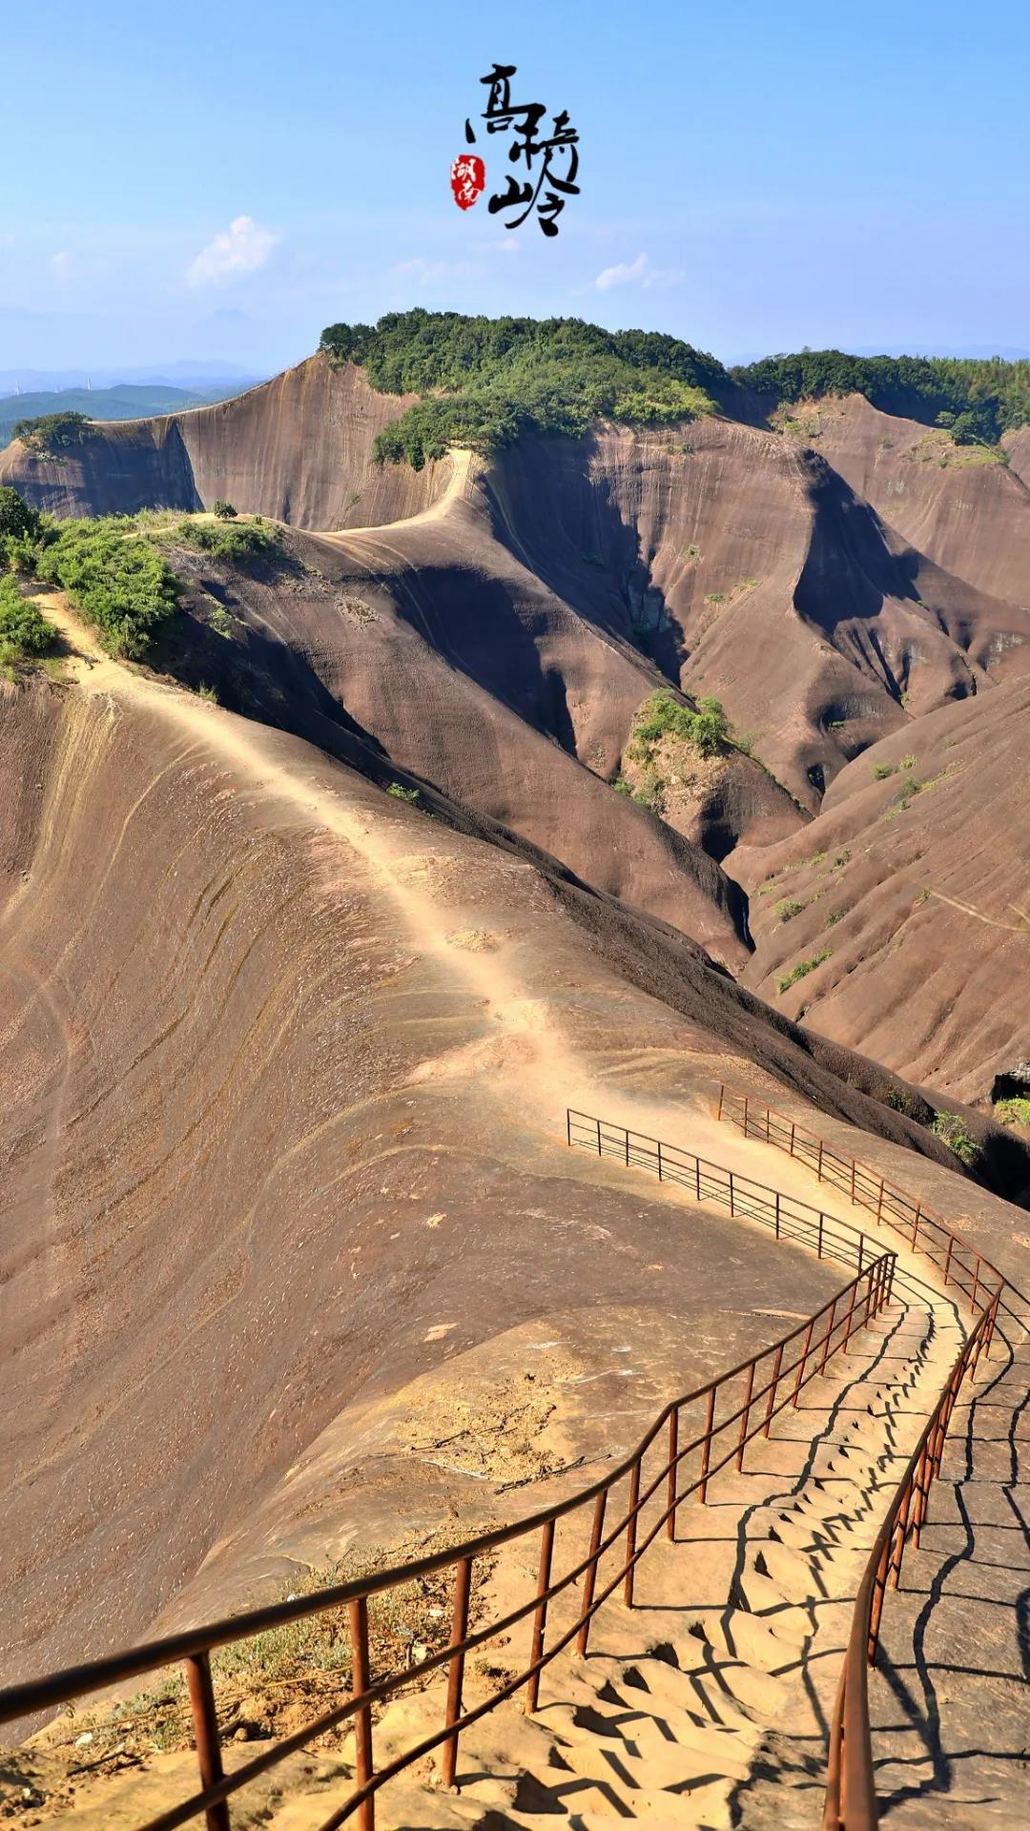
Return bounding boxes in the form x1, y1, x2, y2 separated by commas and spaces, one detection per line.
0, 1125, 897, 1831
712, 1084, 1006, 1831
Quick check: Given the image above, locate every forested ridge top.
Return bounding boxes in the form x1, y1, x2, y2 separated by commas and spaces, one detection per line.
319, 310, 1030, 464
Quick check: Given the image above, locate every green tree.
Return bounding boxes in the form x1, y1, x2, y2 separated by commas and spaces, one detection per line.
0, 485, 41, 545
212, 500, 238, 520
0, 575, 57, 662
36, 518, 180, 658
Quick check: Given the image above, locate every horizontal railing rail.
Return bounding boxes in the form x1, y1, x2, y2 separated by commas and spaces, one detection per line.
0, 1127, 898, 1831
567, 1107, 880, 1276
821, 1296, 997, 1831
711, 1083, 1008, 1831
715, 1086, 1006, 1318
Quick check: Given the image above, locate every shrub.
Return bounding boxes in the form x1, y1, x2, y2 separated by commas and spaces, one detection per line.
13, 410, 93, 454
995, 1097, 1030, 1128
36, 517, 180, 658
174, 517, 281, 568
387, 782, 419, 803
0, 485, 42, 546
212, 501, 238, 520
777, 949, 831, 994
929, 1111, 979, 1166
0, 576, 57, 664
871, 761, 895, 780
320, 311, 723, 468
776, 898, 805, 922
633, 689, 729, 758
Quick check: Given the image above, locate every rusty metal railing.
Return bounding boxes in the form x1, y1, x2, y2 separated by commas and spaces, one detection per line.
0, 1129, 896, 1831
715, 1085, 1006, 1320
713, 1083, 1008, 1830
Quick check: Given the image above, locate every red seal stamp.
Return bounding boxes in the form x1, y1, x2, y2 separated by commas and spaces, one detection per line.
450, 153, 486, 210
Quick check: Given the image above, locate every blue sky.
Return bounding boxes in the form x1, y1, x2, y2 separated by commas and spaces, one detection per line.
2, 0, 1029, 374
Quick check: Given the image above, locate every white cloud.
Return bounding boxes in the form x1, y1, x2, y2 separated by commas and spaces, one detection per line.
50, 250, 74, 282
187, 216, 278, 288
594, 251, 680, 292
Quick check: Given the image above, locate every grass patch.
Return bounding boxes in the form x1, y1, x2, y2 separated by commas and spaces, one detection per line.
777, 949, 831, 994
775, 898, 806, 922
172, 516, 282, 569
387, 782, 420, 804
995, 1097, 1030, 1128
871, 761, 895, 780
929, 1110, 979, 1167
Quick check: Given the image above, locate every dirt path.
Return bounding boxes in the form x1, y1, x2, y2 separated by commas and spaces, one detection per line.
22, 597, 997, 1828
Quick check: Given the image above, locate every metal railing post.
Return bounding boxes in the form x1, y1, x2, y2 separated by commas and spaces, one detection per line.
185, 1653, 231, 1831
736, 1363, 755, 1471
596, 1116, 602, 1156
943, 1235, 953, 1287
624, 1458, 642, 1607
348, 1598, 375, 1831
441, 1558, 473, 1788
716, 1083, 724, 1123
842, 1278, 859, 1352
576, 1491, 608, 1656
792, 1319, 815, 1407
699, 1388, 716, 1502
764, 1343, 784, 1437
666, 1408, 679, 1538
526, 1523, 555, 1713
565, 1108, 572, 1148
820, 1296, 837, 1372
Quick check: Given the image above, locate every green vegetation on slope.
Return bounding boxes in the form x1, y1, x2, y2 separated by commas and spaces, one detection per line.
0, 574, 57, 668
320, 311, 723, 468
172, 514, 281, 568
35, 518, 181, 658
318, 314, 1030, 465
11, 410, 95, 454
732, 350, 1030, 445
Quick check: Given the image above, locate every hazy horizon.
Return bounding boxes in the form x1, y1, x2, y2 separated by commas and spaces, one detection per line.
3, 0, 1028, 375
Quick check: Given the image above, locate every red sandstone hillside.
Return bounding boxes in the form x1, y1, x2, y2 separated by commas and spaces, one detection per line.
3, 338, 1030, 1827
3, 351, 1028, 1115
4, 358, 1028, 821
732, 674, 1030, 1103
6, 626, 1016, 1702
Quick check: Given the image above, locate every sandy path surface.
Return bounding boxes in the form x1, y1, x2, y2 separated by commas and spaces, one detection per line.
36, 592, 850, 1223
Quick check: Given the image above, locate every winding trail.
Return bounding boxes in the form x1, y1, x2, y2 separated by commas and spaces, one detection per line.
26, 596, 1020, 1829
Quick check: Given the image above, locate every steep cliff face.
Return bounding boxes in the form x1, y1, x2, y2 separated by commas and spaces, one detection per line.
0, 356, 450, 527
487, 416, 1030, 805
733, 674, 1030, 1101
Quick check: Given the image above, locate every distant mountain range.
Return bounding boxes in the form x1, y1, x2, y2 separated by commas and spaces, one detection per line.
0, 376, 262, 449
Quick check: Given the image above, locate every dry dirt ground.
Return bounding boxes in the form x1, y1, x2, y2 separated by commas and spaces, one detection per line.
1, 600, 1027, 1827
